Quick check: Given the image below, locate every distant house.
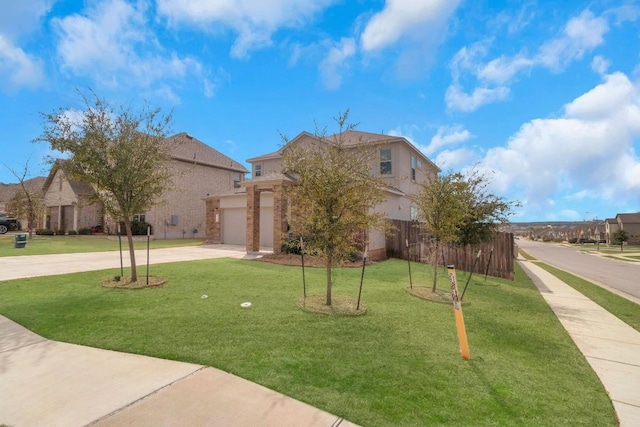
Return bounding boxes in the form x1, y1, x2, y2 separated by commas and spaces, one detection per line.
0, 177, 47, 229
615, 213, 640, 245
41, 132, 247, 238
42, 163, 103, 232
604, 218, 618, 244
204, 130, 440, 259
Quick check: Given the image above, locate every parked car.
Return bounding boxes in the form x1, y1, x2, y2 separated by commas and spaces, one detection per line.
577, 238, 596, 244
0, 216, 21, 234
90, 224, 103, 233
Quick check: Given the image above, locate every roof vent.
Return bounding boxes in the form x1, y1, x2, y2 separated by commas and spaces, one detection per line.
185, 133, 194, 140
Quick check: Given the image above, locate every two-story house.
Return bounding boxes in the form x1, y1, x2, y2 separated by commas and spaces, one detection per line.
42, 132, 248, 238
616, 213, 640, 245
205, 130, 439, 259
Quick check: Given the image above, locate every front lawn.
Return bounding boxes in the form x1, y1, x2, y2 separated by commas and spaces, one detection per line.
0, 259, 616, 426
0, 235, 205, 257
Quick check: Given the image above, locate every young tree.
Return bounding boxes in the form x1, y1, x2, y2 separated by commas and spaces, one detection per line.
414, 172, 471, 292
3, 160, 45, 237
282, 110, 386, 306
36, 91, 174, 282
414, 170, 517, 291
457, 169, 519, 246
613, 229, 629, 252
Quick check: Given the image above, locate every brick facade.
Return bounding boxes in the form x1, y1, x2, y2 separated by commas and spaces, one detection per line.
246, 185, 260, 252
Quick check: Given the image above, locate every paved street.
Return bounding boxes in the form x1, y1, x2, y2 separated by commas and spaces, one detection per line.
517, 239, 640, 301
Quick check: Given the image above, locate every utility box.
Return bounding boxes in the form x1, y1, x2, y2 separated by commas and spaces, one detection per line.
14, 233, 27, 249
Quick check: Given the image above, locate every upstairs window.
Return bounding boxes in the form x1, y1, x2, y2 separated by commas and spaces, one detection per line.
254, 164, 262, 177
380, 148, 392, 175
411, 155, 416, 181
133, 214, 146, 223
233, 172, 242, 188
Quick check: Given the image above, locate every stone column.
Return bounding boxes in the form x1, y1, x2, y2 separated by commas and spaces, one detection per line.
272, 185, 288, 254
246, 185, 260, 252
205, 199, 221, 243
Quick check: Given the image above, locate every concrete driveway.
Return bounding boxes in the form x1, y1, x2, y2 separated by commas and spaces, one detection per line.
0, 244, 250, 282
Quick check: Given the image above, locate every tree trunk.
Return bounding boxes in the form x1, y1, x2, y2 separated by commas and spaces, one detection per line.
123, 216, 138, 281
432, 240, 439, 293
326, 248, 333, 306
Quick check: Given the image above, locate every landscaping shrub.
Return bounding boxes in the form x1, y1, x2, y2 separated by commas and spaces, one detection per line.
68, 230, 78, 236
55, 229, 66, 236
119, 220, 152, 236
568, 237, 578, 244
78, 228, 92, 235
35, 229, 55, 236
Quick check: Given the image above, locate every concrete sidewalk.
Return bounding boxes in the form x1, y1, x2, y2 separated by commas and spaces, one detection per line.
519, 260, 640, 427
0, 315, 357, 427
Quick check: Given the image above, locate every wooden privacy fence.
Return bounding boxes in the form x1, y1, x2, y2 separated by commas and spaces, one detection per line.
385, 219, 515, 280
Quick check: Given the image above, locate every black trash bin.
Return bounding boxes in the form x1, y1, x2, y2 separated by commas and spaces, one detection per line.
14, 233, 27, 249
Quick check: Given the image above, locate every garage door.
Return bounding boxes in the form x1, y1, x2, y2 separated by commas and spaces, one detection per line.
221, 208, 246, 245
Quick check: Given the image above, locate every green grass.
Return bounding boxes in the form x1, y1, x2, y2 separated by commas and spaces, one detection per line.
0, 258, 616, 426
518, 248, 536, 260
533, 262, 640, 332
0, 235, 205, 257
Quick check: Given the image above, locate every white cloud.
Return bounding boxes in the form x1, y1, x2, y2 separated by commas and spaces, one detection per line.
361, 0, 460, 52
446, 9, 616, 112
52, 0, 206, 97
478, 71, 640, 212
535, 10, 609, 71
0, 1, 54, 39
423, 125, 472, 155
0, 1, 52, 92
445, 84, 510, 112
156, 0, 336, 58
478, 55, 533, 85
591, 56, 610, 75
0, 35, 45, 92
319, 38, 356, 90
435, 148, 476, 170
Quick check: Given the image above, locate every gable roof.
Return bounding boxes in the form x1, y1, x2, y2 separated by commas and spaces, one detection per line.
41, 161, 95, 196
167, 132, 248, 173
246, 130, 441, 173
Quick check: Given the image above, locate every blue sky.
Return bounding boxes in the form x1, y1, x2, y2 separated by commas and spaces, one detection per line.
1, 0, 639, 222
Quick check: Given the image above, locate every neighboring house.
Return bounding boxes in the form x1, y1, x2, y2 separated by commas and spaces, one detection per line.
604, 218, 618, 244
42, 163, 102, 232
204, 130, 440, 259
615, 213, 640, 245
42, 132, 248, 238
0, 177, 47, 229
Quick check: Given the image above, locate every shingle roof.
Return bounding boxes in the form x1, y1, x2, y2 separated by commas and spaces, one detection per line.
0, 176, 46, 202
166, 132, 248, 172
246, 130, 441, 172
616, 213, 640, 224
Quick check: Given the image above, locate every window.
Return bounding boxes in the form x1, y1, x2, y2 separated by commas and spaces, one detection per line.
233, 172, 242, 188
411, 206, 419, 221
417, 159, 422, 169
380, 148, 392, 175
254, 164, 262, 177
133, 214, 145, 223
411, 155, 416, 181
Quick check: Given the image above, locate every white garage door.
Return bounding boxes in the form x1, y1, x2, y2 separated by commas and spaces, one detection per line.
222, 208, 246, 245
